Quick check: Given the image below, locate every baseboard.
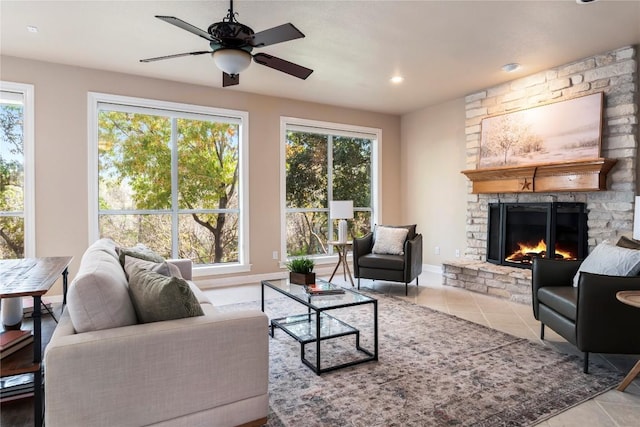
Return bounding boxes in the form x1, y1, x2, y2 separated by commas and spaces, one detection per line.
423, 264, 443, 274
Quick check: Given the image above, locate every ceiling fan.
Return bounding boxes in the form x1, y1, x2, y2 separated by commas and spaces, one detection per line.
140, 0, 313, 87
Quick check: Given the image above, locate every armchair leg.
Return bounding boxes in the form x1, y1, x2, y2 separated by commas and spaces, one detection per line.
357, 278, 360, 290
583, 352, 589, 374
540, 323, 545, 340
405, 282, 408, 296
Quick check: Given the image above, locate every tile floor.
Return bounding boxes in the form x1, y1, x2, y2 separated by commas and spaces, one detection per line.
204, 271, 640, 427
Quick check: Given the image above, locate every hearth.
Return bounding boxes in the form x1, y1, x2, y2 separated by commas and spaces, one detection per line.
487, 202, 587, 268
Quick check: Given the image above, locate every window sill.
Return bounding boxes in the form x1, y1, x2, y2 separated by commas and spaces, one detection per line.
193, 263, 251, 278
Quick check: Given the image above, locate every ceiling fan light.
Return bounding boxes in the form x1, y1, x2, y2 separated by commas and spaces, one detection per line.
212, 49, 252, 75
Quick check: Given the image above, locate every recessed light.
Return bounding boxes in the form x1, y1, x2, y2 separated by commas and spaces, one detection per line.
501, 63, 521, 73
390, 76, 404, 84
576, 0, 599, 4
27, 26, 38, 33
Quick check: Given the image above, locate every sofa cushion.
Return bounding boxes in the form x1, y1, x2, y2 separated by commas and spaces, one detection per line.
67, 245, 138, 333
358, 253, 405, 271
127, 265, 204, 324
537, 286, 578, 321
81, 237, 120, 263
372, 226, 409, 255
117, 243, 165, 268
572, 241, 640, 287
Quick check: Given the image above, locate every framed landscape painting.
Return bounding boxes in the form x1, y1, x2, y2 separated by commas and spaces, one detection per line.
479, 92, 603, 168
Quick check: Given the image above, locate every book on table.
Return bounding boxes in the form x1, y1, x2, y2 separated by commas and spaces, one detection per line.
0, 373, 35, 402
0, 329, 34, 359
304, 281, 346, 295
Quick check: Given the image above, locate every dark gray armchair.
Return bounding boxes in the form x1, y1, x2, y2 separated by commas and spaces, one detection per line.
352, 224, 423, 296
532, 257, 640, 373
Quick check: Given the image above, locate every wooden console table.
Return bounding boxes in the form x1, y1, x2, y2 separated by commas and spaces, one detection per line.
616, 290, 640, 392
0, 257, 72, 426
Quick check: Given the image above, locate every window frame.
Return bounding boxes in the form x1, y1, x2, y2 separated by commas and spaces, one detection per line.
88, 92, 250, 276
0, 81, 35, 258
280, 116, 381, 264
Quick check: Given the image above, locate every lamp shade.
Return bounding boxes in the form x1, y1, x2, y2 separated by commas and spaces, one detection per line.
212, 49, 252, 75
330, 200, 354, 219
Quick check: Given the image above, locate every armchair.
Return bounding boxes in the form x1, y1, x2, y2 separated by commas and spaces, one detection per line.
532, 257, 640, 373
352, 224, 423, 295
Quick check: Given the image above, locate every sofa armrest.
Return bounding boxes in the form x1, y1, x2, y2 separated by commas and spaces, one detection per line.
352, 232, 373, 277
45, 308, 268, 427
404, 233, 423, 281
576, 272, 640, 353
167, 258, 193, 280
531, 258, 582, 319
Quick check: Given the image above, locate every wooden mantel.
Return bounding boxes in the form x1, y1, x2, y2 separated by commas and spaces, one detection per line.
462, 158, 617, 194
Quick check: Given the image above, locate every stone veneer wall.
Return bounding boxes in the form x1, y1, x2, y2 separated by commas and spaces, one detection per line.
443, 45, 639, 304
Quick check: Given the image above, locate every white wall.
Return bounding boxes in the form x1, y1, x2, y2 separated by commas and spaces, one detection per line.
401, 98, 468, 269
0, 55, 402, 294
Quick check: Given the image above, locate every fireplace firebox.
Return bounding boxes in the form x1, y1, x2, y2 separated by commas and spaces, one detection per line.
487, 202, 587, 268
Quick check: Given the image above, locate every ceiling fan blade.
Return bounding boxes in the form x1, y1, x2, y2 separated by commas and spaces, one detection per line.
253, 53, 313, 80
155, 16, 215, 42
251, 23, 304, 47
140, 51, 211, 63
223, 72, 240, 87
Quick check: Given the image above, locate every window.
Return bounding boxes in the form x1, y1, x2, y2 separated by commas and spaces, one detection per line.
0, 82, 34, 259
89, 93, 249, 275
281, 117, 379, 259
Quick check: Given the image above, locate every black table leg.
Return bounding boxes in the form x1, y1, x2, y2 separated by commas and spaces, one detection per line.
32, 295, 42, 426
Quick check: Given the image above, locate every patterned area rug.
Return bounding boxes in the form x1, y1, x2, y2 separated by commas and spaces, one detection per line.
220, 290, 623, 427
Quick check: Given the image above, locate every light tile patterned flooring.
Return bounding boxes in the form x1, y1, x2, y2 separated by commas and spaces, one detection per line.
204, 271, 640, 427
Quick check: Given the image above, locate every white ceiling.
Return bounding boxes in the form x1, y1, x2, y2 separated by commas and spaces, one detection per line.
1, 1, 639, 115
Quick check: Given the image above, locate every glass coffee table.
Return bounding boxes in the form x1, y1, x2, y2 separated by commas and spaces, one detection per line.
261, 278, 378, 375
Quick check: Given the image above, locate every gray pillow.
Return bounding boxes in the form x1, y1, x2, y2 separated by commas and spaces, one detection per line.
123, 255, 183, 279
127, 265, 204, 323
573, 241, 640, 287
117, 243, 165, 268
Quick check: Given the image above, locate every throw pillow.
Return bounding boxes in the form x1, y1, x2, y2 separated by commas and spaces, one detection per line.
127, 265, 204, 323
573, 241, 640, 287
117, 243, 165, 268
123, 255, 183, 279
616, 236, 640, 250
372, 226, 409, 256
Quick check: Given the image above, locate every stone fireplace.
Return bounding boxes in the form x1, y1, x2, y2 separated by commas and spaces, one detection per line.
443, 45, 638, 304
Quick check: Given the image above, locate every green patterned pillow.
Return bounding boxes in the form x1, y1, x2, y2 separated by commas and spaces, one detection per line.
127, 264, 204, 323
117, 243, 165, 269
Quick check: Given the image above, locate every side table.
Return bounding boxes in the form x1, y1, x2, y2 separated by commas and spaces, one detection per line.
616, 290, 640, 392
328, 240, 355, 287
0, 257, 72, 426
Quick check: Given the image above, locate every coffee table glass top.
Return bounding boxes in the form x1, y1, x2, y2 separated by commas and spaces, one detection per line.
263, 278, 374, 309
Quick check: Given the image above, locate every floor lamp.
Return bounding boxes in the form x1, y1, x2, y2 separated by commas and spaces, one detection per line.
330, 200, 354, 243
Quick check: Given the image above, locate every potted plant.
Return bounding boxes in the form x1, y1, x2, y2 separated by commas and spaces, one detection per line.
286, 257, 316, 285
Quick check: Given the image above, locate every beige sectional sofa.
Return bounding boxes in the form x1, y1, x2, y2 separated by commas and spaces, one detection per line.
44, 239, 269, 427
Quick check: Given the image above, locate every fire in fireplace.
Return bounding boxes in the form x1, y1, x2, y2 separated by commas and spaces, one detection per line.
487, 202, 587, 268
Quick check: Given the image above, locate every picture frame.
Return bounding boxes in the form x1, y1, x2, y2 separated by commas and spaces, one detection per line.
478, 92, 603, 168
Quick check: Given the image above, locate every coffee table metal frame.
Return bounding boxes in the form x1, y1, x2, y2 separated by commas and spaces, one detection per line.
261, 278, 378, 375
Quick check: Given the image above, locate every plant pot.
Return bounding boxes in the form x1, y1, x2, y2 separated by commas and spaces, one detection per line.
289, 272, 316, 285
